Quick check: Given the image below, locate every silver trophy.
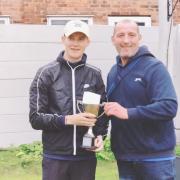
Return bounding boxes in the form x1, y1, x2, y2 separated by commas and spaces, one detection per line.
77, 91, 103, 150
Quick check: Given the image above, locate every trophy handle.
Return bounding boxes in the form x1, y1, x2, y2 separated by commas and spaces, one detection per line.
96, 103, 105, 119
77, 100, 85, 113
96, 111, 105, 118
77, 100, 105, 118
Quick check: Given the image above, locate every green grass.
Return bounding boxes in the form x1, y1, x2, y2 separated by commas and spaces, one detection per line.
0, 148, 118, 180
3, 144, 179, 180
176, 144, 180, 157
0, 148, 41, 180
96, 160, 118, 180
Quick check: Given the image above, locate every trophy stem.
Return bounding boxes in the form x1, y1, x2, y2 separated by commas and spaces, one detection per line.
81, 126, 96, 150
87, 127, 94, 137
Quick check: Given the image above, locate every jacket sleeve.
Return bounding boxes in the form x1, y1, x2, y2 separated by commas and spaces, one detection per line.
128, 62, 178, 121
93, 71, 109, 137
29, 67, 65, 131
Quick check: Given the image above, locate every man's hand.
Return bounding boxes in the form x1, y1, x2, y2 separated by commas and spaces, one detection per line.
104, 102, 128, 120
65, 113, 97, 126
94, 135, 104, 152
88, 135, 104, 152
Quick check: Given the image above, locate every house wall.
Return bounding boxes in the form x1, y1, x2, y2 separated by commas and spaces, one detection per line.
173, 25, 180, 142
0, 0, 180, 25
0, 24, 179, 147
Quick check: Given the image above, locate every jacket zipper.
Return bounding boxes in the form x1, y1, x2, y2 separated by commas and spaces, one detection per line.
67, 62, 84, 155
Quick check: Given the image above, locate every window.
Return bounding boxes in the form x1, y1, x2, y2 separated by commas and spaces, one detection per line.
47, 15, 93, 25
0, 15, 10, 24
108, 16, 151, 27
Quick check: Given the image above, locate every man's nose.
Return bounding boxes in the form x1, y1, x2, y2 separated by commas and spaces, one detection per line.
72, 39, 79, 45
123, 35, 130, 43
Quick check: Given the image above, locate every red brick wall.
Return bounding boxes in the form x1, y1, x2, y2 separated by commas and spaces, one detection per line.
0, 0, 179, 25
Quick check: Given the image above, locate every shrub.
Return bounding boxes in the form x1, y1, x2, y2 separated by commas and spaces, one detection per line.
16, 141, 42, 168
15, 138, 115, 166
15, 140, 180, 165
176, 144, 180, 157
96, 138, 115, 161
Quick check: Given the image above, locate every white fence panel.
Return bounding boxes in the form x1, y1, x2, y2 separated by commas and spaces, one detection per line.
0, 24, 179, 147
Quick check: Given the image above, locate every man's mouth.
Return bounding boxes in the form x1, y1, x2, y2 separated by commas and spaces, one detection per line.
71, 48, 80, 51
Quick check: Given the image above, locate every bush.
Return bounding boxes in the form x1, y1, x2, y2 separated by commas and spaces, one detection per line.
15, 140, 180, 166
96, 138, 115, 161
16, 141, 42, 168
15, 138, 115, 167
176, 144, 180, 157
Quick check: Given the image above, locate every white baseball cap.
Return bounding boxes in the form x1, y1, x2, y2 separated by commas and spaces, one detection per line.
63, 20, 90, 38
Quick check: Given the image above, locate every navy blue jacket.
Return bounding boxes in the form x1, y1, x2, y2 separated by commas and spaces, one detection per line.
107, 46, 178, 160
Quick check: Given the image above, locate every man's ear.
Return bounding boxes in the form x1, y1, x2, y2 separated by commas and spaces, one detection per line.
87, 38, 90, 45
84, 38, 90, 48
111, 36, 115, 45
61, 35, 65, 43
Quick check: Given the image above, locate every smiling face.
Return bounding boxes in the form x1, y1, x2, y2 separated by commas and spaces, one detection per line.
112, 20, 141, 65
62, 32, 90, 62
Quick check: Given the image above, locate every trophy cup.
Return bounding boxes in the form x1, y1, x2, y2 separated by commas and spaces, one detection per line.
77, 91, 101, 150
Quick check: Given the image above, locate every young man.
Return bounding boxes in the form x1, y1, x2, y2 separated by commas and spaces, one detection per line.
104, 19, 178, 180
29, 20, 108, 180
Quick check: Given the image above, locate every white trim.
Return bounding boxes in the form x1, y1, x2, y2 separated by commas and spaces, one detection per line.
36, 63, 59, 114
47, 15, 93, 25
86, 64, 101, 72
68, 64, 77, 155
0, 15, 11, 24
108, 16, 151, 27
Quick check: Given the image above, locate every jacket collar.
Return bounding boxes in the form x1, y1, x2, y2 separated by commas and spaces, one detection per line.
56, 51, 87, 68
116, 45, 155, 67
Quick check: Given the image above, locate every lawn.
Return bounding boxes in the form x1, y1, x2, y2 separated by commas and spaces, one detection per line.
96, 160, 118, 180
0, 148, 118, 180
1, 144, 180, 180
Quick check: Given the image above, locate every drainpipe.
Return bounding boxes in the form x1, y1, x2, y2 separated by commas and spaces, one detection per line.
158, 0, 173, 72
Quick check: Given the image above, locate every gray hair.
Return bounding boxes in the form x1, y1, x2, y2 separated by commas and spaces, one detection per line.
113, 19, 140, 35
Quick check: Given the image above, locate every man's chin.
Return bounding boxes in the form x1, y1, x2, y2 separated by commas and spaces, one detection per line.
121, 55, 130, 60
121, 53, 136, 60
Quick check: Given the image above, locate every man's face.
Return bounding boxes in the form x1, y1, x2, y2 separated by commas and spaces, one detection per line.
62, 32, 89, 62
112, 22, 141, 61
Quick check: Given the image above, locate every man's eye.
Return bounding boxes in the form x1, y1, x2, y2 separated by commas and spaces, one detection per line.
79, 37, 84, 41
129, 34, 136, 37
69, 37, 75, 40
117, 34, 124, 37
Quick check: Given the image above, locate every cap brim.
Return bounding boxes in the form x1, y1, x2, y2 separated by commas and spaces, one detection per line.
65, 30, 89, 38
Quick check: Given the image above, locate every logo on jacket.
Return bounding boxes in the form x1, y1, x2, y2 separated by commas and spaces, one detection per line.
134, 78, 142, 82
84, 84, 90, 89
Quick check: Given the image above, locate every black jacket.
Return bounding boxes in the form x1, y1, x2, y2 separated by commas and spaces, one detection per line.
29, 51, 108, 156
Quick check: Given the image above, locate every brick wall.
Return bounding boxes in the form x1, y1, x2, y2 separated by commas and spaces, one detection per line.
0, 0, 179, 25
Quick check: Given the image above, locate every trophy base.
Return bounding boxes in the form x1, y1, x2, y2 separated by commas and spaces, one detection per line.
81, 145, 97, 151
81, 134, 96, 150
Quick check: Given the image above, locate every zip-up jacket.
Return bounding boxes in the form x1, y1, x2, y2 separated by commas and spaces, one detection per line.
107, 46, 178, 160
29, 51, 108, 157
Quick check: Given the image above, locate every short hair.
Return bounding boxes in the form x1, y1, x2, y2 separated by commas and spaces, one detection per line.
113, 19, 140, 35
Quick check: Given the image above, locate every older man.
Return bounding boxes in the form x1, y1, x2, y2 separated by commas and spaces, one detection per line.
104, 19, 178, 180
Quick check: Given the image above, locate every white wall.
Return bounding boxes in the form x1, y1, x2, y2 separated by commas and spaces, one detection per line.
0, 24, 179, 147
172, 25, 180, 142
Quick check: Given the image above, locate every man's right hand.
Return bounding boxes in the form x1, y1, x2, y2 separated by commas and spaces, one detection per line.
65, 113, 97, 126
104, 102, 128, 120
